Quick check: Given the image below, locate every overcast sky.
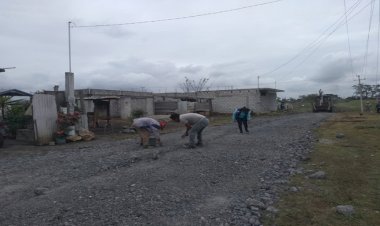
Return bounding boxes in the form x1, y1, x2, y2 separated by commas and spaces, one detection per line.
1, 0, 380, 98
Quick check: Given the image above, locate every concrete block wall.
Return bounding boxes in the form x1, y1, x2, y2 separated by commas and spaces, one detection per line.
145, 98, 154, 116
119, 97, 132, 119
119, 97, 154, 119
75, 89, 153, 98
204, 89, 261, 113
258, 92, 278, 112
110, 99, 120, 117
80, 97, 155, 119
177, 101, 188, 114
74, 89, 155, 119
131, 98, 154, 117
154, 101, 177, 115
131, 98, 146, 115
72, 88, 279, 117
83, 100, 95, 113
153, 89, 275, 113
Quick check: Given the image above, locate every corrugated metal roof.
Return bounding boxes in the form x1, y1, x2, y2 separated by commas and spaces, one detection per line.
0, 89, 32, 96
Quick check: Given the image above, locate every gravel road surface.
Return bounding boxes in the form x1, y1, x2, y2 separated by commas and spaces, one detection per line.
0, 113, 331, 226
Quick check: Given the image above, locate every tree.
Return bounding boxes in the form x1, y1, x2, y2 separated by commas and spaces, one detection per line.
372, 84, 380, 98
179, 76, 210, 93
362, 84, 373, 98
0, 96, 12, 120
298, 94, 318, 103
352, 84, 379, 98
0, 96, 28, 120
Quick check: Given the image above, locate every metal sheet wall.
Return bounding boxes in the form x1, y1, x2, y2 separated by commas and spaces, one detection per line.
32, 94, 57, 145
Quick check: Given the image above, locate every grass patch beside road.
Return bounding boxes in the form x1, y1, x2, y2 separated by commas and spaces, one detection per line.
264, 112, 380, 226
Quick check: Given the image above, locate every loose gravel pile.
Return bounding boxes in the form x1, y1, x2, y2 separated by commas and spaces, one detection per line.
0, 113, 331, 226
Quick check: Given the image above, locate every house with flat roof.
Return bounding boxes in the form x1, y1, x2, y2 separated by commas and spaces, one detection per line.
45, 87, 283, 118
154, 88, 283, 114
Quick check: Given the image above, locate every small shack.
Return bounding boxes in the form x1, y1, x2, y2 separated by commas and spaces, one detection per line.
0, 89, 34, 144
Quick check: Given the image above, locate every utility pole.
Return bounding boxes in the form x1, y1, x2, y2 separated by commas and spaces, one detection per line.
68, 21, 72, 72
257, 76, 260, 89
356, 75, 365, 114
65, 21, 75, 114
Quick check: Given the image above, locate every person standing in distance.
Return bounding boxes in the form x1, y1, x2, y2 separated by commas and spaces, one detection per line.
233, 106, 251, 133
169, 112, 209, 149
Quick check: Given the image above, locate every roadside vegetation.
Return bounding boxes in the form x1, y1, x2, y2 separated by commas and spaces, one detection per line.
263, 101, 380, 225
283, 95, 379, 114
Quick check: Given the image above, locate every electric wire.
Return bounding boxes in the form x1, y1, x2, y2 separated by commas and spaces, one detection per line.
284, 0, 372, 77
362, 0, 376, 78
72, 0, 284, 28
68, 0, 374, 93
377, 0, 380, 86
260, 0, 364, 77
344, 0, 355, 79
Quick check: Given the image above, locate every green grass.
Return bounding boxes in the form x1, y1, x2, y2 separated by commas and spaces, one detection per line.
289, 101, 314, 113
263, 113, 380, 226
334, 99, 367, 112
288, 99, 379, 114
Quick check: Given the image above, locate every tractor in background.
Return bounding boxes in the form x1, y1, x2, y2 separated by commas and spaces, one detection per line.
312, 90, 334, 112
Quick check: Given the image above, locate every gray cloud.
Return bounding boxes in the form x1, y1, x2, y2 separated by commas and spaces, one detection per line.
312, 58, 352, 83
179, 65, 204, 74
1, 0, 379, 98
106, 58, 178, 77
208, 71, 227, 78
95, 27, 135, 39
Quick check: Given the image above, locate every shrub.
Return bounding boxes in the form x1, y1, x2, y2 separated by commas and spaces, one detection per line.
5, 105, 28, 137
131, 109, 144, 119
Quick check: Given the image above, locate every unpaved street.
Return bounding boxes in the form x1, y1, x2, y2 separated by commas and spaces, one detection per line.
0, 113, 330, 226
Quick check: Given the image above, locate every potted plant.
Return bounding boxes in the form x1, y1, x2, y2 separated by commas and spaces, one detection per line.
56, 112, 81, 137
54, 130, 66, 144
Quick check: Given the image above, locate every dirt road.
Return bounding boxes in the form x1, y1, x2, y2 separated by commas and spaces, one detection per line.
0, 113, 330, 226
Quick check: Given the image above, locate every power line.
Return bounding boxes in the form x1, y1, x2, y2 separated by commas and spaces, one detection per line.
72, 0, 284, 28
260, 0, 364, 77
343, 0, 355, 78
376, 0, 380, 86
284, 0, 371, 77
362, 0, 376, 77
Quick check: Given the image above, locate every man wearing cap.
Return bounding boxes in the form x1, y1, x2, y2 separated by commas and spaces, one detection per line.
170, 112, 209, 149
131, 117, 167, 148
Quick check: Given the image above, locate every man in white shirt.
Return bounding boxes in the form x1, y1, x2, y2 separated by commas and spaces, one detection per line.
169, 113, 209, 149
131, 117, 167, 148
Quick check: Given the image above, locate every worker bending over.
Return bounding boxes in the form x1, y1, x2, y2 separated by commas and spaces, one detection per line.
170, 113, 209, 149
131, 117, 167, 148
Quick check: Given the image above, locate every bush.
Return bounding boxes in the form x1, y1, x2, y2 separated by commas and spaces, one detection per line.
5, 105, 28, 137
131, 109, 144, 119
